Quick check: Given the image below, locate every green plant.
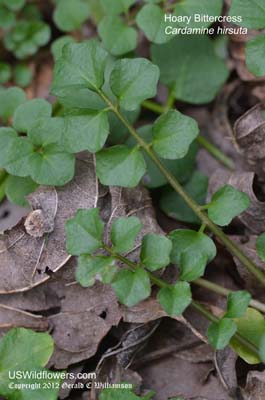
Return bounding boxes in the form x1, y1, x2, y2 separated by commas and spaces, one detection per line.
65, 204, 264, 358
0, 328, 61, 399
0, 1, 50, 59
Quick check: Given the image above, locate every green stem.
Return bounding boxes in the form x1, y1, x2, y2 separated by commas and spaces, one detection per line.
197, 135, 235, 170
165, 89, 175, 111
141, 100, 235, 171
142, 100, 165, 114
194, 278, 265, 314
98, 89, 265, 288
104, 245, 260, 358
191, 301, 259, 357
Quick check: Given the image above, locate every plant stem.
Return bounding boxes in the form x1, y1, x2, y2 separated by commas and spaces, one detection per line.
196, 135, 235, 170
103, 245, 260, 358
191, 301, 260, 357
141, 100, 235, 170
142, 100, 165, 114
194, 278, 265, 314
97, 89, 265, 288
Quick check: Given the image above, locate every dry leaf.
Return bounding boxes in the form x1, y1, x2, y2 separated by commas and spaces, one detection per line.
214, 347, 238, 397
234, 103, 265, 179
0, 156, 98, 293
243, 370, 265, 400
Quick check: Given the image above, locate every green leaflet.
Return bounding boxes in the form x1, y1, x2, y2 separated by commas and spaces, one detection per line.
158, 281, 192, 317
110, 58, 160, 111
225, 291, 251, 319
27, 144, 75, 186
152, 110, 199, 160
169, 229, 216, 281
111, 268, 151, 307
13, 98, 52, 133
14, 64, 33, 87
0, 87, 26, 119
246, 35, 265, 77
229, 0, 265, 29
174, 0, 223, 29
140, 233, 172, 271
76, 255, 117, 287
231, 308, 265, 364
111, 216, 142, 253
66, 208, 104, 256
51, 40, 108, 93
51, 35, 75, 61
61, 111, 109, 153
96, 145, 146, 188
207, 319, 237, 350
98, 16, 137, 56
136, 4, 170, 44
0, 62, 11, 84
151, 35, 229, 104
99, 0, 136, 15
207, 185, 250, 226
5, 175, 38, 207
53, 0, 90, 32
0, 328, 61, 400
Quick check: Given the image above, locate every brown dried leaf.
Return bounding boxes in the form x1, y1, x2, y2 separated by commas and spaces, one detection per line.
208, 169, 265, 233
0, 156, 98, 293
214, 347, 238, 397
47, 260, 121, 369
0, 258, 122, 369
243, 370, 265, 400
234, 103, 265, 179
229, 235, 265, 291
